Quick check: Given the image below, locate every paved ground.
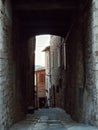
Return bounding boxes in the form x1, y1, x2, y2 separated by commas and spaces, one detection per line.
10, 108, 98, 130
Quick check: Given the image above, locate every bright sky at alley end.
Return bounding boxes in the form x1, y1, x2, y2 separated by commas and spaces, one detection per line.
35, 35, 50, 66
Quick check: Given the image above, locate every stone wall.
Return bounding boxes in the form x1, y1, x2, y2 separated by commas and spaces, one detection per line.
65, 18, 84, 122
0, 0, 36, 129
0, 0, 21, 129
65, 0, 98, 125
49, 0, 98, 125
13, 34, 36, 113
92, 0, 98, 125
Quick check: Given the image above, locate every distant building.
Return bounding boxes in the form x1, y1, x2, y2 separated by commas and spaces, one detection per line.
42, 36, 66, 108
43, 46, 51, 106
35, 68, 46, 108
50, 35, 66, 108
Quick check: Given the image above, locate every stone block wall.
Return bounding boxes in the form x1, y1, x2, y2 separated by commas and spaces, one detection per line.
0, 0, 36, 129
0, 0, 23, 129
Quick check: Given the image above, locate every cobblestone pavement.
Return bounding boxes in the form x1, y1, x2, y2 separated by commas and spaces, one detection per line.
10, 108, 98, 130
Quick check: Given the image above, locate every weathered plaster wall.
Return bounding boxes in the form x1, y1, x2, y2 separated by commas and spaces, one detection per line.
50, 35, 65, 109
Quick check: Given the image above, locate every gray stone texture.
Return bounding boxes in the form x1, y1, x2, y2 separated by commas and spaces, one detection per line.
0, 0, 17, 129
92, 0, 98, 125
0, 0, 36, 129
65, 0, 98, 125
64, 0, 96, 124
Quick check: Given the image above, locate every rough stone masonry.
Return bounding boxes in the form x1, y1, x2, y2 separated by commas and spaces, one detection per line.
0, 0, 17, 129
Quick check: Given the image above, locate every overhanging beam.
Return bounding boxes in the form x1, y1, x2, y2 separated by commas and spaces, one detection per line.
14, 1, 76, 11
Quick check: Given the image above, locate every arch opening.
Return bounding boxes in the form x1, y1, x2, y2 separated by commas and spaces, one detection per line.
0, 0, 98, 129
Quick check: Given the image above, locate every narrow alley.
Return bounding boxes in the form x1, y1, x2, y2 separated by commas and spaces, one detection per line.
10, 108, 98, 130
0, 0, 98, 129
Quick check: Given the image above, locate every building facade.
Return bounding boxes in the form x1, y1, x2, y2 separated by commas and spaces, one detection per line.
43, 46, 51, 107
35, 68, 46, 108
50, 35, 66, 108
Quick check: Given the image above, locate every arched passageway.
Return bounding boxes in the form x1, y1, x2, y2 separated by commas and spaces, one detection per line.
0, 0, 98, 129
